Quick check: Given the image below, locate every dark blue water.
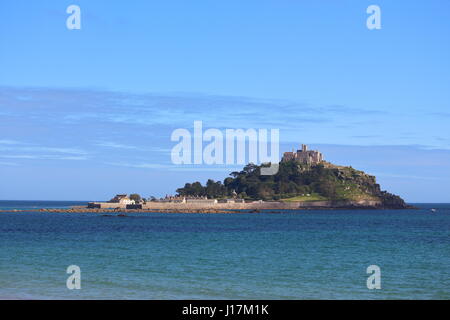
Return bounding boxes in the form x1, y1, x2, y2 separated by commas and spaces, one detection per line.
0, 200, 89, 210
0, 201, 449, 299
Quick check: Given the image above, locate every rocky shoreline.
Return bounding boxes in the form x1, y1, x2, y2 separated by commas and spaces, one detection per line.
0, 204, 414, 215
0, 207, 261, 214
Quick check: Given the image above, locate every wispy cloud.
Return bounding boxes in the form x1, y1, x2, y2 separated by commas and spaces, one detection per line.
0, 139, 23, 145
18, 146, 87, 155
104, 161, 243, 172
104, 162, 173, 169
0, 161, 19, 166
0, 135, 88, 163
374, 173, 447, 181
0, 154, 87, 161
0, 86, 448, 184
94, 142, 139, 150
0, 86, 384, 131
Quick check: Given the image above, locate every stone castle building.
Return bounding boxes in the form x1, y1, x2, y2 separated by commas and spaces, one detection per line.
282, 144, 324, 165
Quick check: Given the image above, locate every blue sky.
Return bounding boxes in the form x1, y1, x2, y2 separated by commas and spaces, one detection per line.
0, 0, 449, 202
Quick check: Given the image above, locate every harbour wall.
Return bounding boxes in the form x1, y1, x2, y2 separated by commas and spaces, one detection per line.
89, 200, 382, 210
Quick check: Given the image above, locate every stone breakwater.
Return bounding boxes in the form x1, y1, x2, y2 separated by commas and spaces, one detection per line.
88, 199, 384, 211
0, 199, 395, 214
0, 207, 258, 214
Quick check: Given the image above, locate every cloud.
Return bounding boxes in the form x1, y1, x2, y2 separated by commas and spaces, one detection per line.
0, 154, 87, 161
374, 173, 447, 181
350, 135, 381, 139
19, 147, 87, 155
0, 86, 384, 131
94, 142, 139, 150
1, 86, 447, 178
104, 162, 173, 169
0, 135, 89, 164
0, 161, 19, 166
0, 139, 22, 145
104, 161, 243, 172
323, 104, 387, 115
53, 147, 86, 154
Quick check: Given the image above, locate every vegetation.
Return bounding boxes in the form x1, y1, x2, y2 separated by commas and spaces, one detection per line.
176, 160, 408, 208
129, 193, 142, 203
281, 193, 327, 202
176, 180, 227, 198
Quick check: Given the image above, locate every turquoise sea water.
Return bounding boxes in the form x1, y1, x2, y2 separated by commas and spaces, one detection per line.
0, 201, 449, 299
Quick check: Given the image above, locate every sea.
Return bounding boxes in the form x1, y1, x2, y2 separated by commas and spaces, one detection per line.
0, 200, 448, 300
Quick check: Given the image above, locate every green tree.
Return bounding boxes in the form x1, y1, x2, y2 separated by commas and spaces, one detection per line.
129, 193, 142, 203
173, 159, 406, 206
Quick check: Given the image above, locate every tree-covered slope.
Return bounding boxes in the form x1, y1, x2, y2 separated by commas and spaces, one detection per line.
176, 160, 408, 208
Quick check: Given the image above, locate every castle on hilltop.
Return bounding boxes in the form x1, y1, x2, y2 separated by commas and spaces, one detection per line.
282, 144, 324, 165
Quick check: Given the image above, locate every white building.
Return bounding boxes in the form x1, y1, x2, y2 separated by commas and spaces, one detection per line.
108, 194, 135, 205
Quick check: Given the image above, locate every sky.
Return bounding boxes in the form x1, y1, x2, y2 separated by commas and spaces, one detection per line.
0, 0, 449, 202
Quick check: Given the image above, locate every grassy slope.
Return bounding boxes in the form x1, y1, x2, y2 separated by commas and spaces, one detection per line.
281, 162, 382, 202
282, 193, 327, 202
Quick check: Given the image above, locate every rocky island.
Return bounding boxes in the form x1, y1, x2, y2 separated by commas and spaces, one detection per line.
1, 144, 410, 214
83, 144, 410, 213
